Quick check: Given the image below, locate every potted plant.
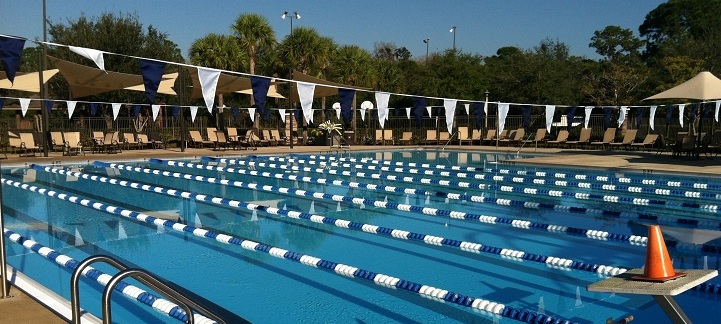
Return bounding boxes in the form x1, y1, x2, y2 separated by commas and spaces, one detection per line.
318, 120, 343, 147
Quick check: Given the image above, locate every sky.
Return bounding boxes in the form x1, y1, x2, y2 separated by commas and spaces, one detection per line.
1, 0, 666, 61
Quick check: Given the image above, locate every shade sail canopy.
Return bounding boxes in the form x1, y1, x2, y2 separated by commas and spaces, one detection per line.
124, 72, 178, 96
186, 67, 285, 99
290, 70, 370, 102
644, 71, 721, 101
50, 56, 146, 99
236, 78, 285, 99
0, 69, 59, 93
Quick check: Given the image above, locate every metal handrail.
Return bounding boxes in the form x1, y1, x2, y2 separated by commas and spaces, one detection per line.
71, 255, 226, 324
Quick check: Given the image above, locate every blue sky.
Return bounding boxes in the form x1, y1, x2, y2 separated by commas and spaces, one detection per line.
1, 0, 665, 60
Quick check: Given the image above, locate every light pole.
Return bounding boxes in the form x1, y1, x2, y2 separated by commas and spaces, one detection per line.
449, 26, 456, 51
282, 11, 300, 149
423, 38, 430, 64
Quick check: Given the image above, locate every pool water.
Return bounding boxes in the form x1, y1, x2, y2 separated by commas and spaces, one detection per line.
2, 149, 721, 323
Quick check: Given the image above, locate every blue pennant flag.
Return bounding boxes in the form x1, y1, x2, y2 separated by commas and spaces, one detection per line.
566, 106, 576, 131
250, 76, 271, 121
522, 105, 532, 131
0, 36, 25, 85
473, 102, 484, 130
294, 108, 301, 121
636, 107, 643, 129
689, 103, 698, 122
139, 59, 166, 104
172, 106, 180, 118
90, 103, 99, 116
232, 107, 239, 119
666, 105, 673, 125
44, 100, 53, 113
133, 104, 141, 117
0, 98, 5, 112
412, 97, 426, 126
603, 107, 612, 129
338, 88, 355, 124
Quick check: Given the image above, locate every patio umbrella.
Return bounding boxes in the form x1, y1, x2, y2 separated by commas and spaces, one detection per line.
644, 71, 721, 158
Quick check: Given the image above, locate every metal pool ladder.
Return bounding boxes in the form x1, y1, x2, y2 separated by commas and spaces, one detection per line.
70, 255, 226, 324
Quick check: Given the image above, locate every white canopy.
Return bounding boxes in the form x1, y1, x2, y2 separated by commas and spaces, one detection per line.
644, 71, 721, 101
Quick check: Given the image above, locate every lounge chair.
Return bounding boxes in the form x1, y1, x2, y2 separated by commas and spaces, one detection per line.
101, 132, 120, 154
521, 128, 546, 148
494, 129, 508, 142
122, 133, 141, 150
50, 131, 65, 152
481, 129, 496, 145
470, 129, 481, 145
500, 128, 524, 146
630, 133, 659, 151
458, 127, 472, 146
422, 130, 438, 145
438, 131, 451, 145
136, 133, 151, 149
207, 127, 218, 144
148, 130, 166, 149
238, 130, 257, 150
188, 130, 211, 148
214, 130, 230, 151
262, 129, 279, 146
383, 129, 394, 145
63, 132, 83, 156
565, 128, 592, 149
227, 127, 239, 142
252, 132, 269, 147
8, 132, 22, 155
608, 129, 638, 150
398, 132, 412, 145
19, 132, 41, 156
270, 129, 284, 146
546, 130, 569, 148
375, 129, 384, 145
590, 128, 617, 149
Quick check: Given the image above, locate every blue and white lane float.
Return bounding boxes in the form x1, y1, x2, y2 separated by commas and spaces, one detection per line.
261, 155, 720, 213
6, 176, 576, 324
93, 161, 632, 276
297, 153, 721, 192
202, 157, 721, 231
151, 159, 658, 249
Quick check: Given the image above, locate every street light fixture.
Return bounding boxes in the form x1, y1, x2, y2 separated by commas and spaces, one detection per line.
423, 38, 430, 64
449, 26, 456, 51
282, 11, 300, 149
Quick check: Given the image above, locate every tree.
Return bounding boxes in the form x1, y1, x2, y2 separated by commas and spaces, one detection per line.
189, 33, 244, 108
329, 45, 374, 86
231, 13, 276, 76
590, 25, 643, 62
280, 27, 335, 76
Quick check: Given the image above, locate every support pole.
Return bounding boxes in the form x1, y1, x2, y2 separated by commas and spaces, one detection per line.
0, 160, 11, 298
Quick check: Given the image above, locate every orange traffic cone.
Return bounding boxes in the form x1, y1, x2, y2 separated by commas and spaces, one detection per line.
632, 225, 686, 282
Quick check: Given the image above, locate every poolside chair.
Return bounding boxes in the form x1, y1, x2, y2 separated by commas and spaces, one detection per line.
238, 130, 257, 150
590, 128, 617, 149
7, 132, 22, 155
481, 129, 496, 145
63, 132, 83, 156
703, 131, 721, 157
438, 131, 451, 145
375, 129, 384, 145
398, 132, 413, 145
521, 128, 546, 148
500, 128, 524, 146
121, 133, 140, 150
422, 130, 438, 145
214, 130, 230, 151
227, 127, 239, 142
470, 129, 481, 145
262, 129, 279, 146
458, 127, 472, 146
630, 133, 659, 151
565, 128, 592, 149
207, 127, 218, 144
99, 132, 120, 154
608, 129, 637, 150
494, 129, 508, 143
383, 129, 394, 145
188, 130, 211, 148
50, 131, 65, 152
546, 130, 569, 148
136, 133, 151, 149
270, 129, 284, 146
19, 132, 41, 157
148, 131, 166, 149
251, 131, 269, 147
92, 131, 104, 144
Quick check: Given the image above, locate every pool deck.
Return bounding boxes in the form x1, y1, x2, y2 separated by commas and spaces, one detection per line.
1, 143, 720, 323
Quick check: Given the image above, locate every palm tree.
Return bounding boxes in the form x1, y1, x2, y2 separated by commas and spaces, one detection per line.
281, 27, 335, 76
330, 45, 374, 87
188, 33, 244, 109
231, 13, 276, 77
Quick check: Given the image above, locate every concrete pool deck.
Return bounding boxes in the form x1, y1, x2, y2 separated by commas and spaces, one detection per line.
1, 143, 720, 322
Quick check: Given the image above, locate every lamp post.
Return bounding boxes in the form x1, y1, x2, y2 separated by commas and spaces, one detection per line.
282, 11, 300, 149
423, 38, 430, 64
449, 26, 456, 51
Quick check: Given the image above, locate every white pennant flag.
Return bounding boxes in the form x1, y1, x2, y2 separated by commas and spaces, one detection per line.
66, 100, 77, 119
279, 108, 286, 123
69, 46, 106, 72
112, 103, 122, 120
296, 82, 315, 123
443, 99, 457, 134
678, 104, 685, 128
248, 107, 256, 123
190, 106, 198, 122
375, 92, 390, 129
584, 106, 594, 129
19, 98, 31, 116
715, 100, 721, 122
545, 105, 555, 132
426, 106, 432, 118
151, 104, 161, 121
197, 67, 220, 113
650, 106, 657, 131
405, 107, 411, 120
483, 101, 488, 115
498, 103, 510, 133
333, 102, 341, 120
464, 103, 470, 115
618, 106, 628, 127
360, 106, 366, 121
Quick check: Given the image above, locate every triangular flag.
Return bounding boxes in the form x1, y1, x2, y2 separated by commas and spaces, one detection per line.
678, 104, 685, 128
545, 105, 555, 132
251, 76, 271, 121
443, 99, 457, 134
426, 106, 432, 118
248, 107, 256, 123
231, 107, 239, 119
297, 82, 315, 123
715, 100, 720, 123
111, 103, 122, 120
190, 106, 198, 122
197, 67, 220, 113
151, 104, 160, 121
483, 100, 488, 115
464, 103, 470, 115
0, 98, 4, 111
44, 100, 53, 113
405, 107, 411, 119
376, 92, 390, 129
333, 103, 341, 120
69, 46, 105, 72
0, 36, 26, 85
498, 103, 510, 133
139, 59, 166, 104
412, 97, 426, 126
339, 89, 355, 124
618, 106, 628, 127
279, 108, 286, 123
133, 104, 141, 117
19, 98, 30, 116
650, 106, 657, 131
584, 106, 594, 129
172, 106, 180, 118
67, 100, 77, 119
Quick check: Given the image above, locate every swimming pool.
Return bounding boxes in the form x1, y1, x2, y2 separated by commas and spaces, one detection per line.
2, 149, 720, 323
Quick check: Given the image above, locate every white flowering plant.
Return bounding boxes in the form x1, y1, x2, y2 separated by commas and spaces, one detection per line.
318, 120, 343, 136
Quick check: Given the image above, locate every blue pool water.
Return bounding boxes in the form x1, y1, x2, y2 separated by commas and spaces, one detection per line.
3, 149, 721, 323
